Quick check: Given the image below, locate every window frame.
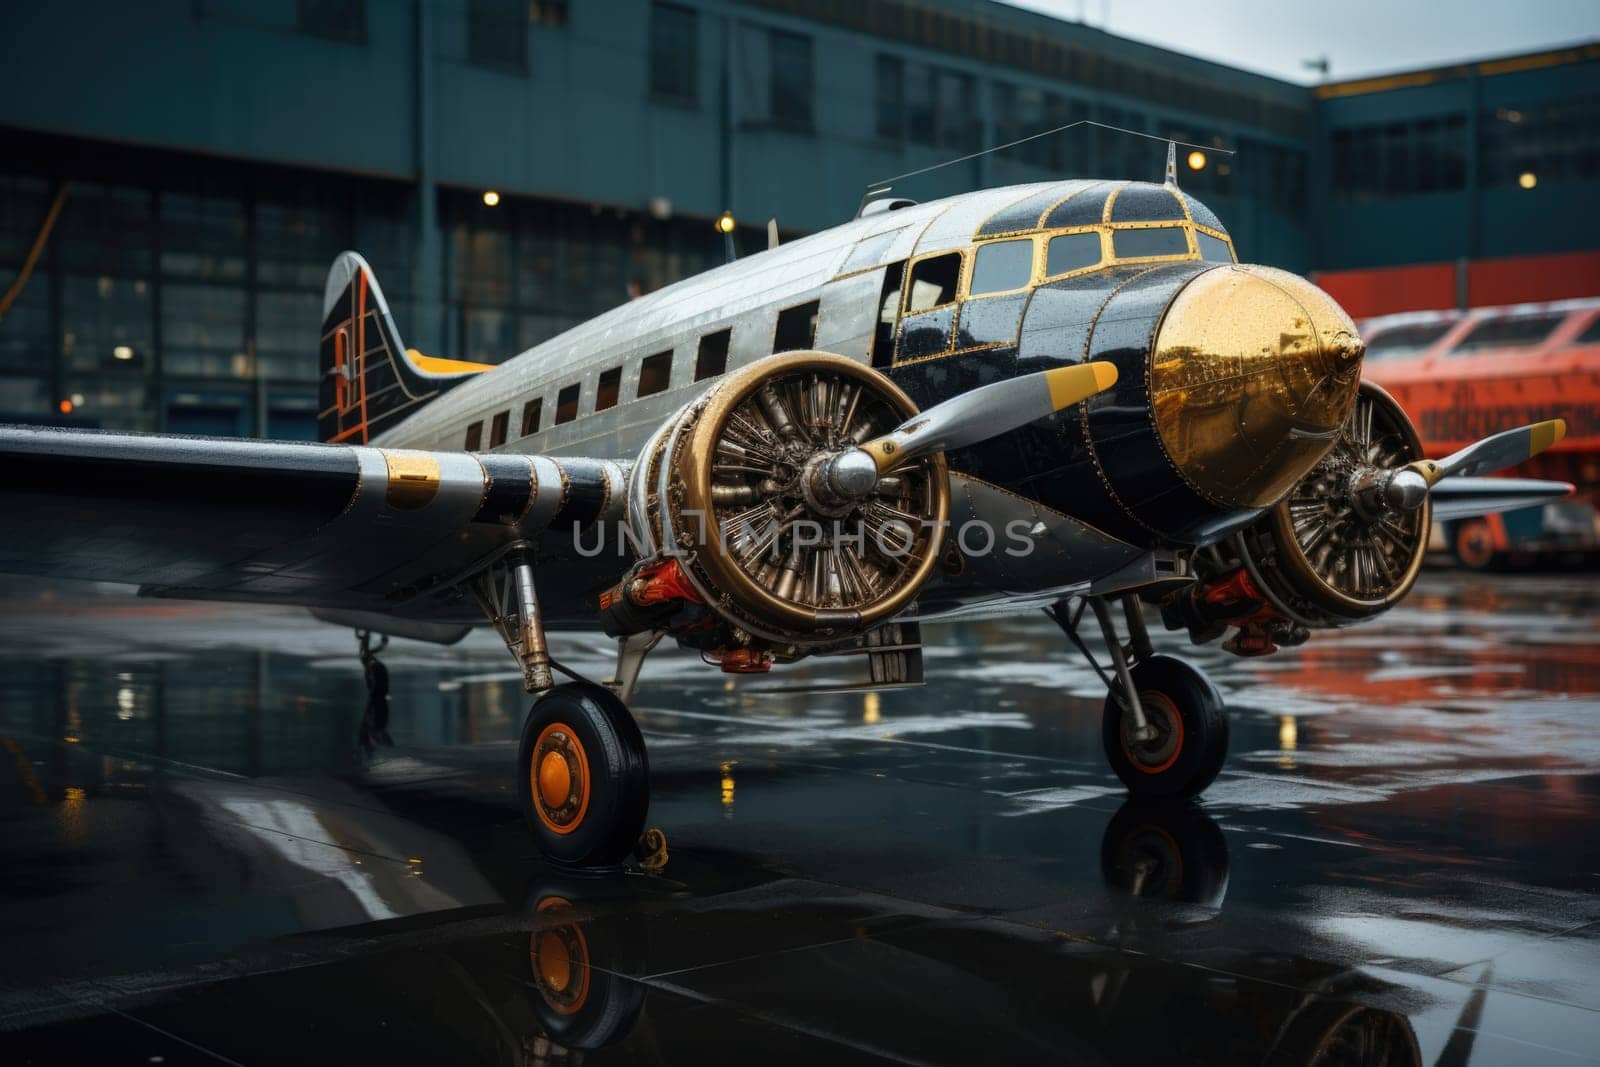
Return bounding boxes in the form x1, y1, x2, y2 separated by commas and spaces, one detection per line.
772, 299, 821, 353
1042, 229, 1105, 280
902, 250, 967, 316
1108, 223, 1195, 263
554, 383, 581, 424
966, 236, 1039, 299
695, 328, 731, 381
489, 409, 510, 448
520, 397, 543, 436
637, 349, 673, 397
595, 366, 622, 412
464, 421, 484, 450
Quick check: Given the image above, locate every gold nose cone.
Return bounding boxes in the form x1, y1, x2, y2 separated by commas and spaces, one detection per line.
1151, 265, 1364, 510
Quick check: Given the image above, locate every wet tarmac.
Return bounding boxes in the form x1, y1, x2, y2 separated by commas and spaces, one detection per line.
0, 571, 1598, 1064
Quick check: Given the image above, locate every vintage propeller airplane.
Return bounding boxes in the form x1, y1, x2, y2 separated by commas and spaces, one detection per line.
0, 147, 1570, 867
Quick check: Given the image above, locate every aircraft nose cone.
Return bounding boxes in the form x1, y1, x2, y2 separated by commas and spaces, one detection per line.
1150, 264, 1364, 510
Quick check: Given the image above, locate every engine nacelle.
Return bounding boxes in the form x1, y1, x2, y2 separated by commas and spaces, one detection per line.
1167, 382, 1432, 655
618, 353, 949, 656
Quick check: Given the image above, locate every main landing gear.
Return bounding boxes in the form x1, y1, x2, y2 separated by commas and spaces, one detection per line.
471, 543, 659, 869
1049, 594, 1229, 800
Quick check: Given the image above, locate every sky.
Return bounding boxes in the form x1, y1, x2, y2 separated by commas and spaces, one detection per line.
1002, 0, 1600, 84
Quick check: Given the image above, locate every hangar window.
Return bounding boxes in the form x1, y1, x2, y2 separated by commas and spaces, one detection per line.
555, 384, 580, 423
770, 30, 814, 130
297, 0, 366, 43
467, 0, 527, 72
696, 329, 730, 380
1365, 322, 1453, 362
521, 398, 542, 436
1196, 232, 1234, 263
650, 3, 698, 106
969, 239, 1034, 295
1448, 313, 1564, 356
638, 350, 673, 396
489, 410, 510, 448
773, 300, 819, 352
596, 366, 622, 411
1112, 227, 1189, 260
906, 253, 962, 312
464, 421, 484, 450
1046, 232, 1102, 277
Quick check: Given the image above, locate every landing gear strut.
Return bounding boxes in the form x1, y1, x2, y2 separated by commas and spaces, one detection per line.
470, 544, 657, 868
1050, 595, 1229, 799
357, 629, 392, 751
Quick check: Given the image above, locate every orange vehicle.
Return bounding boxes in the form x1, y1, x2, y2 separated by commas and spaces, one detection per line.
1362, 298, 1600, 568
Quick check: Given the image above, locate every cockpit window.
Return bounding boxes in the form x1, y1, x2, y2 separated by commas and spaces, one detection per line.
1365, 322, 1453, 361
906, 252, 962, 312
1196, 232, 1234, 263
1447, 313, 1564, 356
969, 239, 1033, 295
1045, 232, 1101, 277
1112, 226, 1189, 260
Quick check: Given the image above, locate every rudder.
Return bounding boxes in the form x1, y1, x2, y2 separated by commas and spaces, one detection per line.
319, 252, 491, 444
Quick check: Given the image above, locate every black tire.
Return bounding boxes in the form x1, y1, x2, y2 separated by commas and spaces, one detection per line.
1101, 655, 1228, 800
518, 682, 649, 867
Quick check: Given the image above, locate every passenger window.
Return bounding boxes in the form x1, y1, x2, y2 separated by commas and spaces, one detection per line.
1112, 226, 1189, 259
1449, 313, 1564, 356
638, 350, 672, 396
774, 300, 819, 352
1046, 232, 1102, 276
1196, 232, 1234, 263
906, 252, 961, 312
555, 384, 580, 424
464, 421, 483, 450
489, 410, 509, 448
696, 328, 730, 380
520, 398, 542, 436
596, 366, 622, 411
871, 261, 906, 370
969, 239, 1033, 295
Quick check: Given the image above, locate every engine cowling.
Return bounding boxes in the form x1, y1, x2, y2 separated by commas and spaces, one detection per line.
622, 353, 950, 653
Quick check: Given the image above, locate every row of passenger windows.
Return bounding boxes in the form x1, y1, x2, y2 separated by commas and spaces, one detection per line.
1366, 312, 1600, 361
462, 302, 819, 449
903, 225, 1234, 314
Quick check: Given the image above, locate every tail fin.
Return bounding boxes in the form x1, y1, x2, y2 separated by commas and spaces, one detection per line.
318, 252, 492, 444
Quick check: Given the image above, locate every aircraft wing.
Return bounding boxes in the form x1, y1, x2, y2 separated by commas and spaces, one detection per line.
1428, 476, 1574, 522
0, 425, 626, 626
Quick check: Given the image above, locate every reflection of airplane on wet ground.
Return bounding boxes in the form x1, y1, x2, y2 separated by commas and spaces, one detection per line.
1362, 297, 1600, 569
0, 152, 1573, 867
0, 799, 1456, 1067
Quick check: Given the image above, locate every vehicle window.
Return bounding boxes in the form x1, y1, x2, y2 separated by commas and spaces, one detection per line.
906, 252, 961, 312
638, 350, 672, 396
520, 398, 542, 436
596, 366, 622, 411
696, 328, 730, 380
1045, 232, 1101, 277
1448, 313, 1564, 356
464, 421, 483, 450
870, 261, 906, 369
1572, 317, 1600, 346
774, 299, 819, 352
489, 410, 509, 448
1196, 232, 1234, 263
1112, 226, 1189, 259
969, 239, 1033, 295
555, 384, 580, 423
1365, 322, 1454, 361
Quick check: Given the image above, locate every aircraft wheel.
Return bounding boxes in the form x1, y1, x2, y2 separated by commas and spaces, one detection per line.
1102, 655, 1228, 800
519, 683, 649, 868
1452, 518, 1502, 572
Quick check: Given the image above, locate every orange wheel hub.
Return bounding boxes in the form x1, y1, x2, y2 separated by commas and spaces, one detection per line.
530, 898, 591, 1015
531, 723, 590, 835
1120, 691, 1184, 774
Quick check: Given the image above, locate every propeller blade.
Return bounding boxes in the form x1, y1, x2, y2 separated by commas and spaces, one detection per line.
858, 361, 1118, 475
1410, 419, 1566, 486
1427, 476, 1573, 522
